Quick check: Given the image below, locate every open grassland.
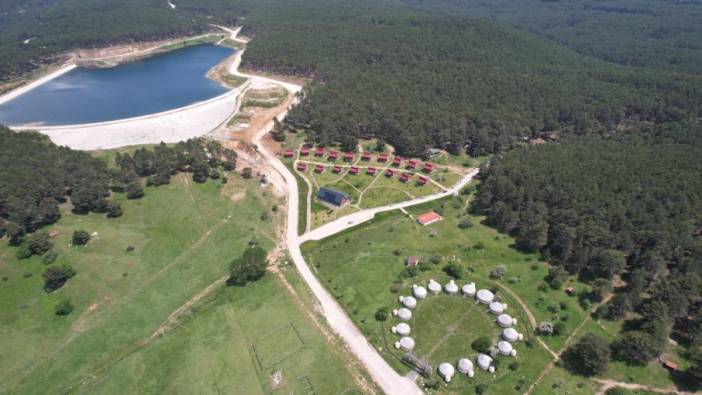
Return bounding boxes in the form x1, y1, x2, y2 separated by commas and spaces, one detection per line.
0, 164, 361, 394
300, 193, 598, 392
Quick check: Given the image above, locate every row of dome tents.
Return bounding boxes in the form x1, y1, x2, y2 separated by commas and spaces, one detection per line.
392, 279, 524, 382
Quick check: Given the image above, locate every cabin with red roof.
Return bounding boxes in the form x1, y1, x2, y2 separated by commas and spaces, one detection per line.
361, 152, 371, 161
378, 153, 388, 162
418, 176, 428, 185
284, 149, 294, 158
349, 166, 359, 175
367, 167, 377, 175
392, 156, 403, 166
385, 169, 395, 177
300, 147, 310, 156
422, 163, 434, 173
314, 164, 325, 173
329, 150, 339, 161
344, 152, 354, 162
407, 159, 419, 169
400, 172, 411, 183
333, 165, 343, 173
296, 163, 308, 171
417, 211, 442, 226
315, 147, 325, 156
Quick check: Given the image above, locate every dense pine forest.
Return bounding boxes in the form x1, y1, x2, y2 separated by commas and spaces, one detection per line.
473, 123, 702, 380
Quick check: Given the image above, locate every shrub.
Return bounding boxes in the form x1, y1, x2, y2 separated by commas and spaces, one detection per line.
538, 322, 554, 335
605, 388, 627, 395
125, 180, 144, 199
424, 379, 440, 390
443, 263, 463, 279
241, 167, 253, 179
564, 333, 610, 376
106, 202, 123, 218
389, 283, 403, 293
55, 299, 74, 316
553, 322, 566, 336
375, 307, 389, 321
226, 246, 268, 286
471, 336, 492, 354
509, 361, 520, 371
430, 255, 441, 265
42, 250, 58, 264
72, 230, 90, 246
458, 219, 473, 229
475, 384, 488, 394
42, 265, 76, 292
26, 232, 52, 255
401, 266, 418, 278
15, 243, 32, 260
490, 264, 507, 279
611, 331, 663, 365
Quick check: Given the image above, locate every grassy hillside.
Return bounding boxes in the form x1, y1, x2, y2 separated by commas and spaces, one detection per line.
0, 164, 362, 394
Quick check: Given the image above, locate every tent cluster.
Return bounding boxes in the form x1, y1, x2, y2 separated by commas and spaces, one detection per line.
392, 279, 526, 383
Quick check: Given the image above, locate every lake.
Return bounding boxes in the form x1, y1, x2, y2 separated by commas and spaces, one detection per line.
0, 44, 235, 126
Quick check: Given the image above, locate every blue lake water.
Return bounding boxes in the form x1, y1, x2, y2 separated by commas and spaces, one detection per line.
0, 44, 235, 126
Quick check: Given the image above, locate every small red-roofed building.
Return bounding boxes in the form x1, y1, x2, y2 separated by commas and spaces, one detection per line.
417, 211, 443, 226
407, 159, 419, 169
367, 167, 377, 175
333, 165, 343, 173
315, 164, 325, 173
385, 169, 395, 177
329, 150, 339, 161
418, 176, 428, 185
393, 156, 403, 166
349, 166, 359, 175
423, 163, 434, 173
300, 147, 310, 156
400, 172, 411, 183
378, 153, 388, 162
284, 149, 294, 158
315, 147, 325, 156
297, 162, 308, 171
361, 152, 371, 161
344, 152, 354, 161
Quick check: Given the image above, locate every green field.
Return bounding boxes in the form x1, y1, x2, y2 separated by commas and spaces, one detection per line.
0, 163, 363, 394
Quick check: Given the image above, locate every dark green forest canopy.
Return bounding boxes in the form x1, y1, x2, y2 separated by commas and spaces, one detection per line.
240, 3, 701, 155
0, 126, 111, 232
395, 0, 702, 75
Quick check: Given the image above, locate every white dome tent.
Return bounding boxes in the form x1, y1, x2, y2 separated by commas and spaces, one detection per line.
497, 313, 517, 328
476, 289, 495, 304
462, 282, 476, 296
438, 362, 455, 382
497, 340, 517, 356
457, 358, 475, 377
392, 323, 411, 336
477, 354, 494, 372
502, 327, 523, 343
393, 308, 412, 321
444, 280, 459, 295
427, 279, 441, 295
489, 301, 507, 315
412, 284, 428, 299
395, 336, 415, 351
399, 295, 417, 309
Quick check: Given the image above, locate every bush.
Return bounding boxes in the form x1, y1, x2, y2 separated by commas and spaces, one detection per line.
611, 331, 663, 365
106, 202, 123, 218
471, 336, 492, 354
15, 243, 32, 259
226, 246, 268, 286
475, 384, 488, 394
72, 230, 90, 246
443, 263, 463, 279
547, 266, 568, 289
490, 264, 507, 279
605, 388, 627, 395
54, 299, 74, 316
401, 266, 419, 278
509, 361, 520, 371
458, 218, 474, 229
375, 307, 389, 321
125, 180, 144, 199
424, 379, 440, 390
553, 322, 566, 336
564, 333, 610, 376
241, 167, 253, 179
389, 283, 403, 293
538, 322, 554, 335
42, 265, 76, 292
42, 250, 58, 264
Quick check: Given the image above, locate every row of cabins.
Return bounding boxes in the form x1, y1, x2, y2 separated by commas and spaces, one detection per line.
284, 149, 435, 173
296, 163, 430, 185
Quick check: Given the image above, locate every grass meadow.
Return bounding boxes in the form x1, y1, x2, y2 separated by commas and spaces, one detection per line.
0, 162, 362, 394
